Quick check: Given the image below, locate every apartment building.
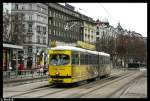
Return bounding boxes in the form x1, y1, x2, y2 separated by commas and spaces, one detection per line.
11, 3, 48, 69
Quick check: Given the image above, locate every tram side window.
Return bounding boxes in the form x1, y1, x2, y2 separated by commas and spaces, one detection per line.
88, 54, 92, 65
108, 57, 110, 64
102, 56, 104, 64
96, 55, 98, 65
99, 55, 101, 64
105, 57, 108, 64
80, 54, 87, 65
84, 54, 87, 65
93, 55, 96, 65
84, 54, 86, 64
107, 57, 109, 64
80, 54, 84, 65
91, 55, 93, 65
104, 57, 106, 64
72, 54, 79, 65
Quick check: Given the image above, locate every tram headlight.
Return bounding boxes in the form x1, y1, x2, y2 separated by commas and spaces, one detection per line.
55, 71, 60, 75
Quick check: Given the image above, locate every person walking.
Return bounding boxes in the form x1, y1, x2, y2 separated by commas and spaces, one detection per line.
18, 62, 24, 75
40, 66, 44, 75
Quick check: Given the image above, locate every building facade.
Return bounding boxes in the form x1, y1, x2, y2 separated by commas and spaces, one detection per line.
11, 3, 48, 69
46, 3, 84, 46
96, 19, 117, 51
3, 3, 24, 71
82, 15, 96, 44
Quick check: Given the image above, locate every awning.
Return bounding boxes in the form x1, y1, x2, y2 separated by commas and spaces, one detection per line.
3, 43, 23, 49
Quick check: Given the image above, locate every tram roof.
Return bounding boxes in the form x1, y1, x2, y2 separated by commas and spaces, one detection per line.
51, 46, 87, 52
51, 46, 110, 56
98, 52, 110, 57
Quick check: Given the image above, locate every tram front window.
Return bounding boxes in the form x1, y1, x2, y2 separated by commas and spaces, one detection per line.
50, 54, 70, 66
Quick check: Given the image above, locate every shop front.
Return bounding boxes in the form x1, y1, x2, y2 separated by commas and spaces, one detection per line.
3, 43, 23, 71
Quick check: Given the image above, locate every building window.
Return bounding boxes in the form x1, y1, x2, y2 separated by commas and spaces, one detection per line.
29, 15, 32, 21
88, 35, 90, 39
43, 27, 46, 35
28, 23, 33, 32
28, 36, 32, 42
37, 14, 40, 21
49, 20, 52, 25
53, 20, 55, 26
22, 24, 26, 32
59, 31, 61, 36
97, 26, 99, 30
15, 4, 18, 10
40, 26, 43, 34
37, 5, 41, 11
42, 8, 46, 13
28, 46, 32, 53
55, 21, 57, 27
49, 29, 51, 34
29, 4, 32, 10
21, 5, 25, 10
56, 12, 58, 18
21, 14, 25, 20
49, 10, 51, 16
53, 30, 55, 35
43, 37, 46, 44
37, 25, 40, 33
53, 12, 55, 17
96, 32, 99, 35
37, 36, 40, 43
56, 30, 58, 36
96, 37, 99, 41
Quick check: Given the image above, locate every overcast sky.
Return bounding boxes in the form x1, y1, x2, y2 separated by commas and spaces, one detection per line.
60, 3, 147, 37
4, 3, 147, 37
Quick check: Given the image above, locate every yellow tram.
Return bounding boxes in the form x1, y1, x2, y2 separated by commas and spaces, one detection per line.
48, 46, 112, 84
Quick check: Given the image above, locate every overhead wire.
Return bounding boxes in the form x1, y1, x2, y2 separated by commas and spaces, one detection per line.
99, 3, 119, 23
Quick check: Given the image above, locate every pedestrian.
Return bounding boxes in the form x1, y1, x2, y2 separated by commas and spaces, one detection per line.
40, 66, 44, 75
37, 65, 40, 75
9, 66, 12, 71
8, 63, 12, 78
9, 62, 12, 71
43, 66, 47, 75
18, 62, 24, 75
18, 63, 21, 75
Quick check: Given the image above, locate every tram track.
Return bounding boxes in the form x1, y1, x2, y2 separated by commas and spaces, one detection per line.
7, 84, 54, 98
40, 71, 131, 98
8, 70, 141, 98
79, 71, 143, 98
108, 73, 146, 98
8, 70, 126, 98
41, 71, 140, 98
58, 72, 134, 98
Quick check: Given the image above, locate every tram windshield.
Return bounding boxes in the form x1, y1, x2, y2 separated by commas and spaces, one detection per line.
50, 54, 70, 66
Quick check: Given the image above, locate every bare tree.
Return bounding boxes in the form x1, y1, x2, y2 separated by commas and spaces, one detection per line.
116, 31, 146, 66
3, 12, 25, 45
3, 11, 12, 42
11, 13, 26, 45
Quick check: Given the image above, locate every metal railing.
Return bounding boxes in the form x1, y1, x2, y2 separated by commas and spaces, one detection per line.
3, 69, 49, 82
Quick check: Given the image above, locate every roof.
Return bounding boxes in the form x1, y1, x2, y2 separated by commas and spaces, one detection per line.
51, 46, 110, 56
